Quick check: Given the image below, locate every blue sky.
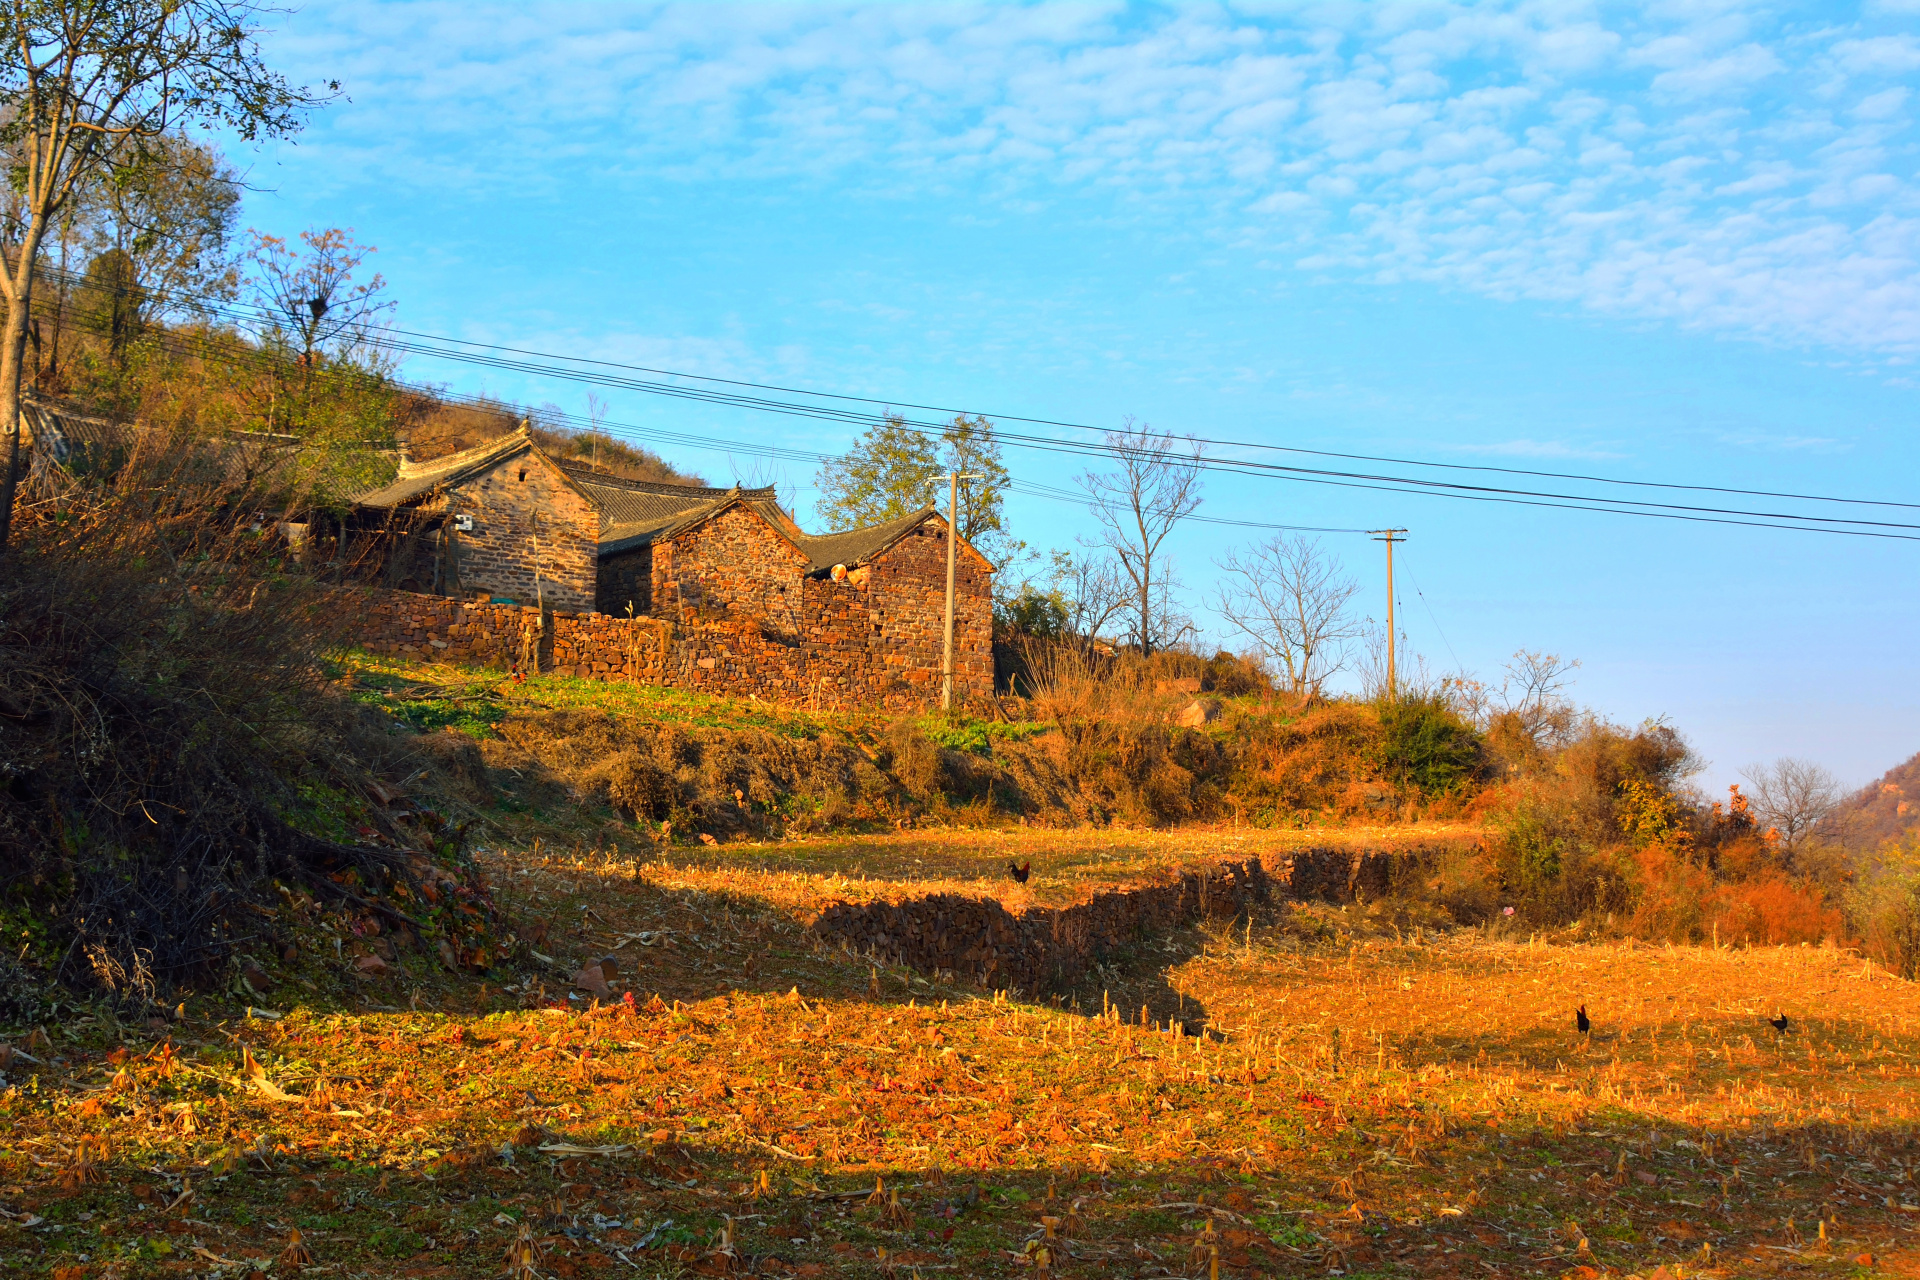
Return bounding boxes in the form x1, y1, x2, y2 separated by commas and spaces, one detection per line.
229, 1, 1918, 790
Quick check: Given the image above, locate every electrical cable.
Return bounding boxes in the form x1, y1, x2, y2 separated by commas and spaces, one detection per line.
1399, 550, 1466, 677
29, 263, 1920, 540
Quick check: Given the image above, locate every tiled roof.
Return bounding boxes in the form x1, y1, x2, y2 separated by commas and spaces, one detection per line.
352, 431, 534, 508
563, 464, 776, 535
792, 506, 941, 574
22, 400, 310, 490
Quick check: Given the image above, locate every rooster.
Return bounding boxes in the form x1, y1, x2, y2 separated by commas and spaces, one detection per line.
1007, 861, 1032, 884
1769, 1013, 1790, 1034
1576, 1005, 1591, 1035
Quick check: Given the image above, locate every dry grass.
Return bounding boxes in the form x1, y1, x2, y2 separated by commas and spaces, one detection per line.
629, 825, 1483, 912
5, 837, 1920, 1280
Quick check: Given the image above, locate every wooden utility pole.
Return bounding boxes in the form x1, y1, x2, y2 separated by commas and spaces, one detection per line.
929, 472, 984, 711
1369, 529, 1407, 698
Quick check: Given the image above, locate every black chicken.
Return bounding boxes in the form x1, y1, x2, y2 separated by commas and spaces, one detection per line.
1576, 1005, 1591, 1034
1007, 861, 1032, 884
1769, 1013, 1790, 1034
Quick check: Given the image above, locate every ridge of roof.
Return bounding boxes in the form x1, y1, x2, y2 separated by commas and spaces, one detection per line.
354, 428, 535, 508
794, 505, 943, 574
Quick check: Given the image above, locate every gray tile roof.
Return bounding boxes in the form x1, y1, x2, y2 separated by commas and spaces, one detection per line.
22, 400, 311, 491
792, 506, 940, 574
563, 464, 776, 534
352, 432, 967, 575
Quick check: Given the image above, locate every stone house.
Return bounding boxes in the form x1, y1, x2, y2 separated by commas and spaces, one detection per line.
349, 428, 993, 704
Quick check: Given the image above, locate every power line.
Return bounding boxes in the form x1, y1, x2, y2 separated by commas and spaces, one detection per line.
320, 321, 1920, 513
31, 263, 1920, 541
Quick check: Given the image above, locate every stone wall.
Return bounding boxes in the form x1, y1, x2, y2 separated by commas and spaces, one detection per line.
653, 504, 808, 638
806, 848, 1395, 996
809, 858, 1275, 995
333, 576, 994, 709
444, 450, 599, 613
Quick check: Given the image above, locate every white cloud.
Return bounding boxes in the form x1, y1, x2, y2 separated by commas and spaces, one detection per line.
266, 0, 1920, 355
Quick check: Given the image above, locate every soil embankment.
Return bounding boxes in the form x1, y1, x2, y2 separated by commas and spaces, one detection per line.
808, 846, 1401, 993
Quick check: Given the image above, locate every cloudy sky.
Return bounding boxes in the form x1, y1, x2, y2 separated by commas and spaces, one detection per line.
233, 1, 1920, 789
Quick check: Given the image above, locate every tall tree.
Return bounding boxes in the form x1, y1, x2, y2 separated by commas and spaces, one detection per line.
0, 0, 327, 550
245, 226, 392, 432
79, 132, 241, 321
814, 411, 1021, 567
1213, 534, 1362, 699
1075, 419, 1203, 656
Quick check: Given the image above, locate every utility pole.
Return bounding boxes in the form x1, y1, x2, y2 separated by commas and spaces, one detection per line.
928, 473, 984, 711
1369, 529, 1407, 699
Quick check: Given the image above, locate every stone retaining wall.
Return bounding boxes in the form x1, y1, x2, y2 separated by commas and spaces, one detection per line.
806, 847, 1405, 995
330, 582, 990, 711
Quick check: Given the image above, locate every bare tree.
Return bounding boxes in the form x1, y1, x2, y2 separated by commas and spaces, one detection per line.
1497, 649, 1580, 748
1075, 419, 1202, 656
1214, 534, 1361, 700
1741, 757, 1842, 851
0, 0, 328, 550
245, 226, 392, 430
1052, 548, 1129, 647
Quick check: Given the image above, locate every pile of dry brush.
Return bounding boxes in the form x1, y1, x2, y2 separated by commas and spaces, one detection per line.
0, 438, 500, 1012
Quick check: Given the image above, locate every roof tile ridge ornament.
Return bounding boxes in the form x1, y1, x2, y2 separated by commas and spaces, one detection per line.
387, 426, 533, 483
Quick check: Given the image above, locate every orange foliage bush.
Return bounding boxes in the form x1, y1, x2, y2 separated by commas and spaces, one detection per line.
1627, 842, 1839, 945
1233, 703, 1387, 821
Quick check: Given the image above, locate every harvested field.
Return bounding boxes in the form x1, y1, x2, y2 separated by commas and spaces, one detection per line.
637, 825, 1482, 912
3, 842, 1918, 1280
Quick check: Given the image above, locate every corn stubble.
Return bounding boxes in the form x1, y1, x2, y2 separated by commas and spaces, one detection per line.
7, 865, 1920, 1279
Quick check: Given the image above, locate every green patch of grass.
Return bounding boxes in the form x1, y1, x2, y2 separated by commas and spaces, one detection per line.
369, 1224, 430, 1257
919, 714, 1049, 756
283, 781, 369, 843
334, 648, 857, 741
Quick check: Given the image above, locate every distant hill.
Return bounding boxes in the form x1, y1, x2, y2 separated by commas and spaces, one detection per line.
1824, 749, 1920, 849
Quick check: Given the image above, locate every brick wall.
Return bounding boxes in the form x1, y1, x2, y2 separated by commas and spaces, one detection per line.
444, 450, 599, 613
866, 516, 993, 697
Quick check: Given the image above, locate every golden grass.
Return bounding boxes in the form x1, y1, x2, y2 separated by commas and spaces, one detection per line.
625, 823, 1484, 911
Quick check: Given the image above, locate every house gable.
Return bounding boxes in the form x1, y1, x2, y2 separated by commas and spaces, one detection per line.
651, 499, 810, 634
442, 443, 600, 612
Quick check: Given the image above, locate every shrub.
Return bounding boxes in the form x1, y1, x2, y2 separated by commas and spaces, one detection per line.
0, 433, 485, 998
1233, 702, 1384, 820
1374, 695, 1482, 796
1847, 834, 1920, 977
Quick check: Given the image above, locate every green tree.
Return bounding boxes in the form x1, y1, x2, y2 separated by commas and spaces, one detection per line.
814, 411, 1023, 569
78, 132, 242, 322
0, 0, 330, 550
75, 244, 140, 361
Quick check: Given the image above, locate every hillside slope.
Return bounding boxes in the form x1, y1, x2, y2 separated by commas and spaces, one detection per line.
1826, 748, 1920, 848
